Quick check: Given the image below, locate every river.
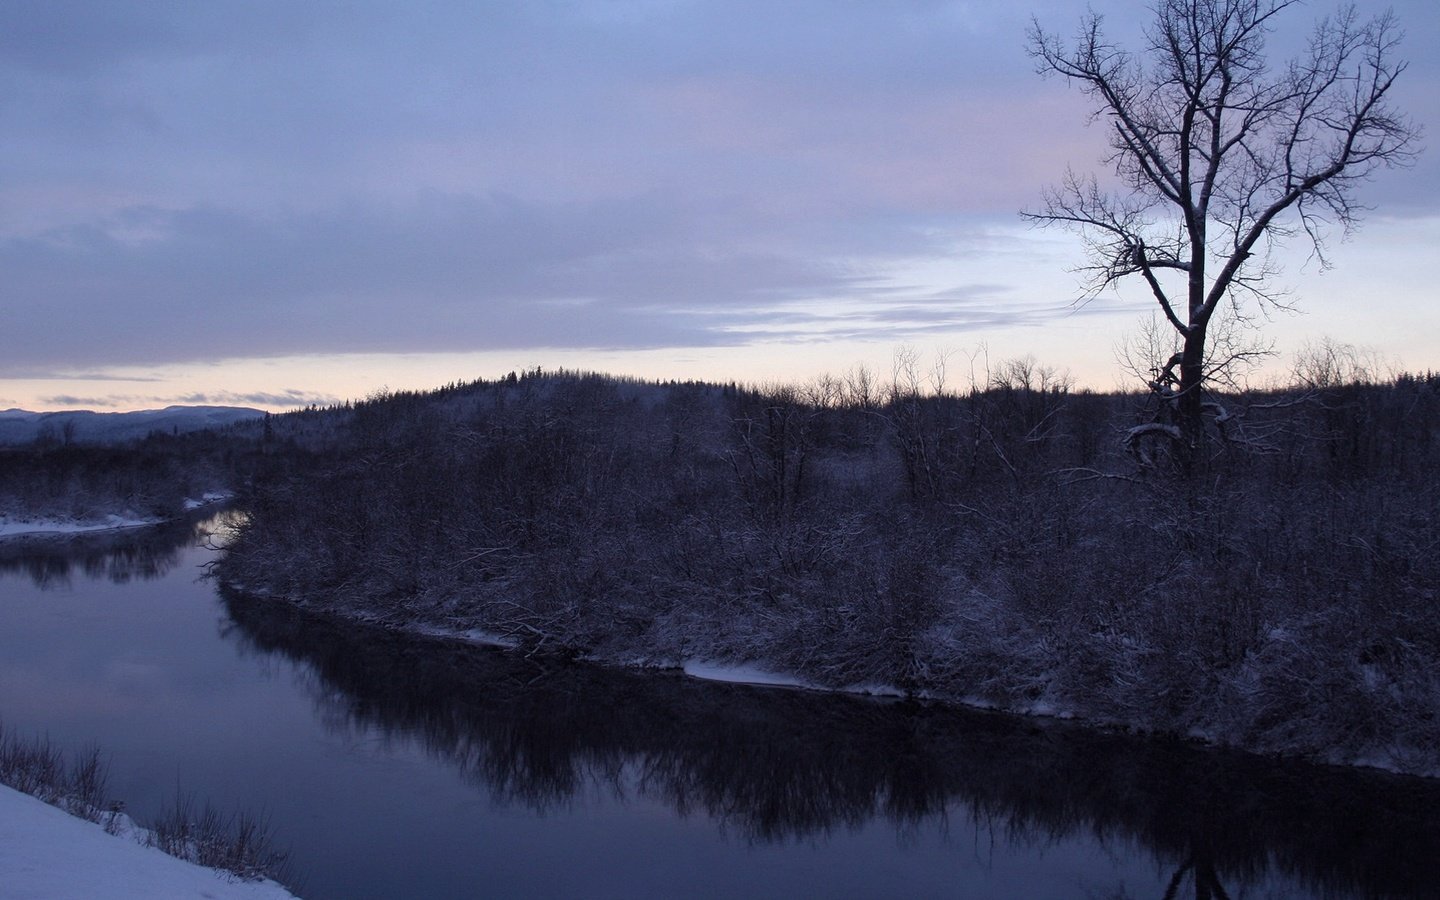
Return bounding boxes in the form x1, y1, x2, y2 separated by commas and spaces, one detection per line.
1, 514, 1435, 898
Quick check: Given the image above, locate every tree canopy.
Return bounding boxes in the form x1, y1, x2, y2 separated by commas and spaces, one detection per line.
1027, 0, 1417, 462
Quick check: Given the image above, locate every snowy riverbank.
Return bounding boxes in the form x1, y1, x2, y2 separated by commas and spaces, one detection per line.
225, 578, 1440, 781
0, 494, 232, 539
0, 512, 165, 539
0, 785, 297, 900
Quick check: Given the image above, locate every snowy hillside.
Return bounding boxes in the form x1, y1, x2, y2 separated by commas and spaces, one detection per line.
0, 786, 298, 899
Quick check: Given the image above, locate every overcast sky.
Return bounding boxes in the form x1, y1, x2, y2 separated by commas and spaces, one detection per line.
3, 0, 1438, 411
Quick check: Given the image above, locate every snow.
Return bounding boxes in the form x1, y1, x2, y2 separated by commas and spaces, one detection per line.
0, 495, 230, 538
681, 661, 815, 689
0, 513, 163, 539
409, 623, 519, 649
0, 785, 298, 900
183, 492, 233, 511
680, 661, 910, 700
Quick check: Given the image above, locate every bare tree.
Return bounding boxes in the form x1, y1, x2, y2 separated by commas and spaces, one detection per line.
1026, 0, 1416, 463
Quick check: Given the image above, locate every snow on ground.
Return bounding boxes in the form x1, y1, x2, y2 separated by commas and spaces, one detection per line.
681, 660, 816, 689
410, 623, 519, 649
681, 661, 909, 699
0, 785, 298, 900
0, 513, 163, 539
0, 495, 231, 538
183, 492, 234, 511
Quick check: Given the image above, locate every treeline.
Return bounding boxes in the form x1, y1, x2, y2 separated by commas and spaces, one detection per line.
0, 439, 221, 523
216, 363, 1440, 774
0, 411, 336, 524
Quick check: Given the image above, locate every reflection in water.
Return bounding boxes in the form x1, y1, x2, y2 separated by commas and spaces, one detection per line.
222, 590, 1440, 900
0, 511, 234, 588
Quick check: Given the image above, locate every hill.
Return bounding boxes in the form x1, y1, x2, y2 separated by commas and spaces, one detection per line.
0, 406, 265, 446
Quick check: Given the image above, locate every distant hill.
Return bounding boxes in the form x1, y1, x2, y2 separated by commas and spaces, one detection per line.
0, 406, 266, 446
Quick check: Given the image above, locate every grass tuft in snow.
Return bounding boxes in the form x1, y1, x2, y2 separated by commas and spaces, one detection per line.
0, 720, 290, 884
0, 721, 110, 824
147, 792, 289, 884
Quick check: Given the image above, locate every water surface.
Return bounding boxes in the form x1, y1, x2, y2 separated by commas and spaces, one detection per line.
1, 518, 1435, 898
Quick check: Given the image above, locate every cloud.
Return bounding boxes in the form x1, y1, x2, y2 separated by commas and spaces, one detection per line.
1, 194, 1043, 371
174, 389, 340, 408
35, 388, 337, 411
1, 0, 1435, 385
0, 371, 164, 382
39, 395, 125, 408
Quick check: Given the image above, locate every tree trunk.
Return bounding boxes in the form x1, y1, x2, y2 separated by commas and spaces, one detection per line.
1177, 325, 1208, 469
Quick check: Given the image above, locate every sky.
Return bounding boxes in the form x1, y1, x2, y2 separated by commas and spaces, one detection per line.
2, 0, 1437, 412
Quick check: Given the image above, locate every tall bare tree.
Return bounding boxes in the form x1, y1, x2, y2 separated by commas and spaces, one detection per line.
1026, 0, 1416, 463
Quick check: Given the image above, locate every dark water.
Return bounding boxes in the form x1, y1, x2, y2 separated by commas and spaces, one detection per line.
1, 517, 1437, 899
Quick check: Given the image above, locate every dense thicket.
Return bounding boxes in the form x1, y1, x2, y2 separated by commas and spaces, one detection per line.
217, 366, 1440, 773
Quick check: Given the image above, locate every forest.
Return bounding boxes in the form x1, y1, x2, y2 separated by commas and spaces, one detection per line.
207, 356, 1440, 776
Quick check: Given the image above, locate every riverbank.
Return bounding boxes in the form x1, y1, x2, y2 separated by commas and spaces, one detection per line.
219, 578, 1437, 783
0, 512, 165, 539
0, 785, 297, 899
0, 493, 232, 540
216, 585, 1440, 899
